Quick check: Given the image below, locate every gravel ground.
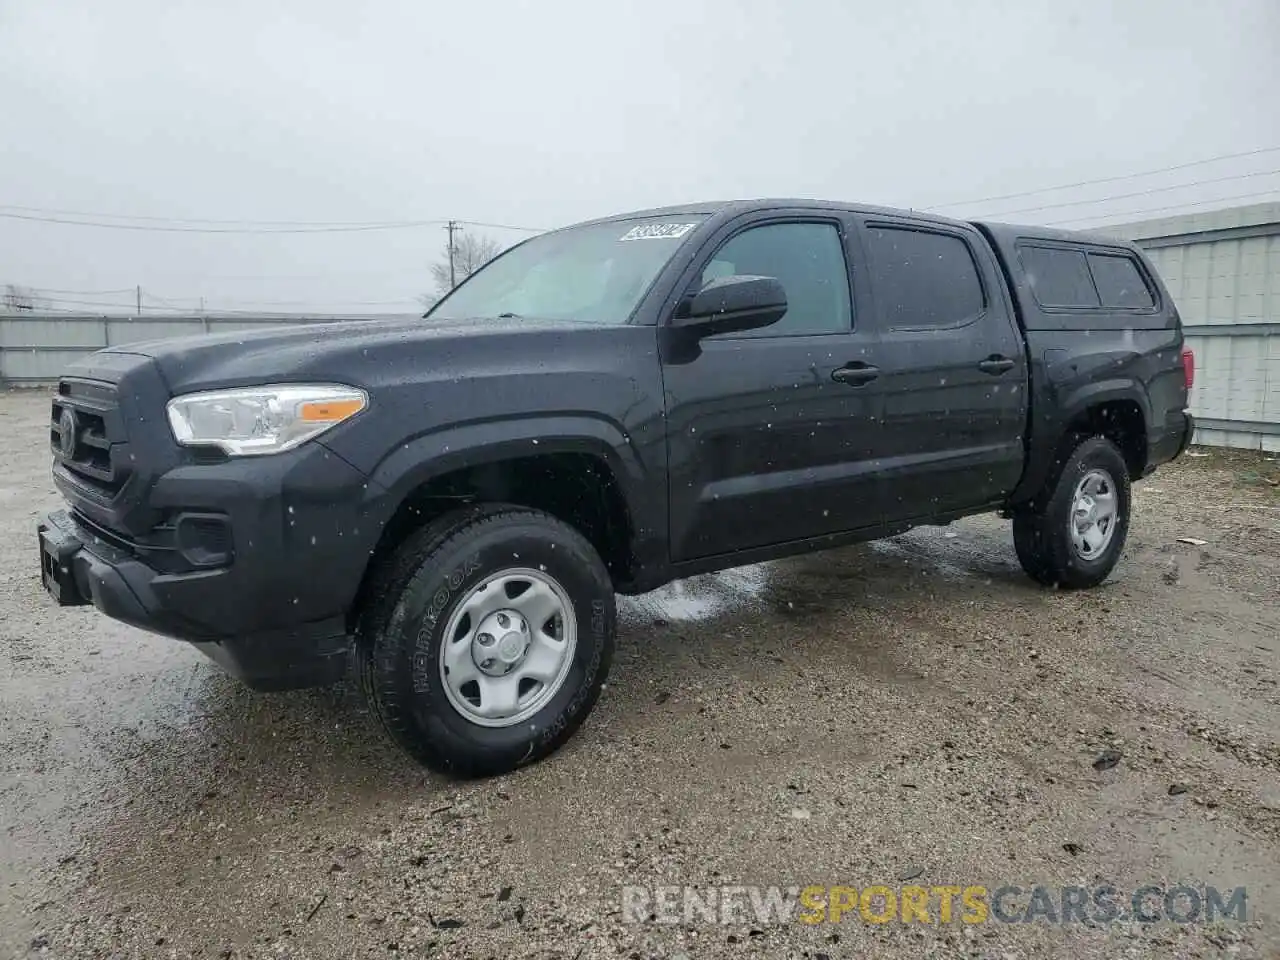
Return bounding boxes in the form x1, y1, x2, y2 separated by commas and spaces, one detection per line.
2, 388, 1279, 959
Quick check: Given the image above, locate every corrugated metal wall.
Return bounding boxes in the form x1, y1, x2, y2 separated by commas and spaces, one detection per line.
0, 313, 395, 383
1183, 333, 1278, 451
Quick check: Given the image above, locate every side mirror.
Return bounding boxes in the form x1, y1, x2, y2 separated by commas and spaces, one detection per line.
672, 275, 787, 337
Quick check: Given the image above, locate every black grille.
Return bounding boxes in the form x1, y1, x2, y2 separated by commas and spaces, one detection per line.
51, 379, 129, 499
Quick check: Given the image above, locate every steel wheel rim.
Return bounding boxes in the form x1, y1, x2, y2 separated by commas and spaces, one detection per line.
438, 567, 577, 728
1069, 468, 1119, 561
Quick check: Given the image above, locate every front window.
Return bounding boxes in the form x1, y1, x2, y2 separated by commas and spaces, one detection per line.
426, 216, 707, 324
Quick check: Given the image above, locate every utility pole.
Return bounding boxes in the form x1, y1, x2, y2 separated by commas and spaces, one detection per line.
136, 285, 142, 317
445, 220, 460, 290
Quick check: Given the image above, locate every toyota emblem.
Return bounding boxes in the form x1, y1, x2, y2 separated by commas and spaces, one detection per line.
58, 407, 78, 458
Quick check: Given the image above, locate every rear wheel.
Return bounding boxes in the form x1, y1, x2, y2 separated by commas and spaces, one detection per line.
1013, 435, 1131, 589
357, 505, 616, 776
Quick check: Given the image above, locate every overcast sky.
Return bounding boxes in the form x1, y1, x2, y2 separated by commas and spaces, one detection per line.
2, 0, 1278, 315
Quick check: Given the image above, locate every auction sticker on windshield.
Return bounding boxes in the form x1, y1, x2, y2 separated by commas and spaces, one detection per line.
618, 222, 699, 241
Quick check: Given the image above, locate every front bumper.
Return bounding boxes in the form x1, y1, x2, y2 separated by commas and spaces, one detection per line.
39, 508, 351, 690
38, 439, 379, 690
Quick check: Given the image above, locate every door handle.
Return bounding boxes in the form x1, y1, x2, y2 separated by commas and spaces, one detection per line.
831, 363, 880, 386
977, 355, 1016, 375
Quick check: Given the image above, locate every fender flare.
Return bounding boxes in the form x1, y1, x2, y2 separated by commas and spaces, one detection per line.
359, 414, 655, 537
1056, 379, 1152, 434
1013, 379, 1152, 504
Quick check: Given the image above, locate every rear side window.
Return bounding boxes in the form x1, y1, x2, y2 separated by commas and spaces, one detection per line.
1087, 253, 1155, 309
864, 226, 985, 328
1019, 245, 1099, 308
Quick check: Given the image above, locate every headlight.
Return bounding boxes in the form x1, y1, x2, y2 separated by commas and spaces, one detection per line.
166, 383, 368, 456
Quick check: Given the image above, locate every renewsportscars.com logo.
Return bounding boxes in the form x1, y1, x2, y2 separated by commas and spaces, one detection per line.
621, 884, 1248, 926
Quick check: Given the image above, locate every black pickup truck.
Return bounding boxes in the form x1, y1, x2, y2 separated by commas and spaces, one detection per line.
38, 199, 1194, 775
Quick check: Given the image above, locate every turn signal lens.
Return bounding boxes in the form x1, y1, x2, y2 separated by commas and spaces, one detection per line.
300, 397, 367, 422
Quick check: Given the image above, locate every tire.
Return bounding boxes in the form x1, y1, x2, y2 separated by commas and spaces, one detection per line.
356, 504, 616, 776
1012, 435, 1132, 589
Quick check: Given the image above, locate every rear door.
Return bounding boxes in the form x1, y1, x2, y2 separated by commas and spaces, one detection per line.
857, 217, 1028, 521
662, 213, 885, 561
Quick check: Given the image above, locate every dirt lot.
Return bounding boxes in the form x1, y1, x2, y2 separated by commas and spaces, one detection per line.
2, 389, 1279, 959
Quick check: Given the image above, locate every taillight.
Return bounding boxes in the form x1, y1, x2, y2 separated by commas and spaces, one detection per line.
1181, 348, 1195, 389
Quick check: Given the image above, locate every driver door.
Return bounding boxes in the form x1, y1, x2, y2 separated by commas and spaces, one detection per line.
662, 214, 886, 562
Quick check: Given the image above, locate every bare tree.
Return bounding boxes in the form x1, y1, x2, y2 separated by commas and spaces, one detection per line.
423, 231, 504, 306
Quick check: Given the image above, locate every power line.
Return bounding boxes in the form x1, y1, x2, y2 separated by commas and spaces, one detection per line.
456, 219, 547, 233
0, 206, 548, 234
12, 290, 423, 310
19, 295, 140, 309
0, 204, 424, 227
14, 298, 423, 316
142, 291, 184, 308
193, 296, 421, 307
20, 285, 137, 295
171, 307, 419, 316
974, 168, 1280, 219
35, 292, 135, 303
1043, 187, 1280, 227
6, 284, 426, 308
0, 211, 450, 234
922, 145, 1280, 211
10, 304, 419, 317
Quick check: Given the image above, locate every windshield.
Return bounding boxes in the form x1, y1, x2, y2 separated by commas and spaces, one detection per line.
426, 216, 707, 324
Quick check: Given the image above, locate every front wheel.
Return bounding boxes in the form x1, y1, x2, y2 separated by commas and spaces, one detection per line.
1012, 435, 1132, 589
357, 505, 616, 776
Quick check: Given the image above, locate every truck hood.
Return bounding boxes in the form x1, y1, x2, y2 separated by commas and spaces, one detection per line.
98, 316, 598, 394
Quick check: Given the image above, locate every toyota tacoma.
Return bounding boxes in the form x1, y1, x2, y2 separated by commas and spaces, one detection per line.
38, 199, 1195, 775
